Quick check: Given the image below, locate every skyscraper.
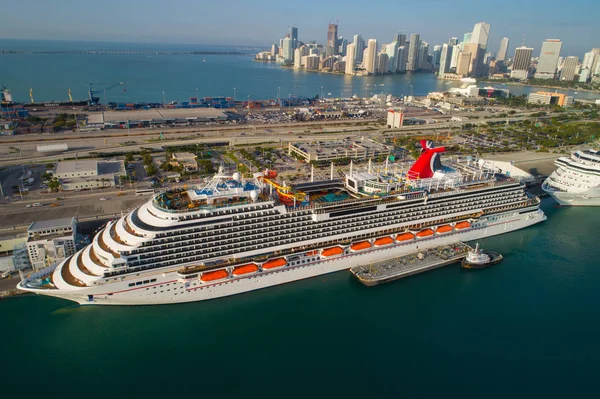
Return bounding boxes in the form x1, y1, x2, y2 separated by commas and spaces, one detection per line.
448, 37, 458, 46
456, 52, 472, 76
418, 41, 430, 69
497, 37, 510, 62
353, 34, 365, 63
397, 46, 407, 72
560, 56, 578, 81
338, 37, 348, 56
289, 27, 298, 49
432, 45, 442, 66
345, 43, 356, 75
293, 48, 302, 69
406, 33, 420, 71
438, 43, 451, 77
462, 43, 483, 76
376, 53, 389, 74
511, 46, 534, 79
535, 39, 562, 79
450, 44, 461, 70
282, 37, 294, 63
327, 23, 339, 55
394, 32, 407, 47
364, 39, 378, 74
386, 42, 400, 73
463, 32, 472, 44
470, 22, 491, 50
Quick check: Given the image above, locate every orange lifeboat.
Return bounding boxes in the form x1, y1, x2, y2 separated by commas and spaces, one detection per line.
306, 250, 317, 256
396, 232, 415, 242
232, 264, 259, 276
262, 258, 287, 270
200, 269, 229, 282
416, 229, 434, 238
455, 221, 471, 230
436, 225, 453, 234
350, 241, 372, 251
321, 246, 344, 257
374, 237, 394, 246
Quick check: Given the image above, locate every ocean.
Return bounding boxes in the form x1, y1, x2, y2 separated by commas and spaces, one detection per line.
1, 39, 598, 104
1, 199, 599, 398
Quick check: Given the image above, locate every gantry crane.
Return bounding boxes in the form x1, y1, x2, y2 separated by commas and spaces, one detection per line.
88, 81, 125, 105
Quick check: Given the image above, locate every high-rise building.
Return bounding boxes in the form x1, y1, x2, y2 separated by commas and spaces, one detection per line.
432, 45, 442, 66
463, 32, 472, 44
293, 49, 302, 69
397, 46, 407, 72
353, 34, 365, 63
560, 56, 578, 81
497, 37, 510, 62
271, 44, 279, 56
364, 39, 378, 74
471, 22, 491, 50
345, 43, 356, 75
289, 27, 298, 49
338, 37, 348, 56
386, 42, 400, 73
376, 53, 389, 74
418, 41, 430, 69
450, 44, 461, 70
582, 51, 596, 71
406, 33, 420, 71
535, 39, 562, 79
456, 52, 472, 76
394, 32, 407, 47
282, 37, 294, 63
327, 23, 339, 55
448, 37, 458, 46
462, 43, 483, 76
589, 48, 600, 76
438, 43, 451, 77
510, 46, 534, 79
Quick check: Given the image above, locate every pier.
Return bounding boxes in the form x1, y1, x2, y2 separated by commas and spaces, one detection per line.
350, 242, 470, 286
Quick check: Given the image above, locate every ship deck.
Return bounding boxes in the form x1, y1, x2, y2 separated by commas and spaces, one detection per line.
350, 242, 471, 286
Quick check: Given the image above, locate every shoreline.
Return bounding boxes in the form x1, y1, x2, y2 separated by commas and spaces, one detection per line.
477, 79, 600, 95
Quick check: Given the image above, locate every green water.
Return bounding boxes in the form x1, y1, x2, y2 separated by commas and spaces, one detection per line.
2, 199, 599, 398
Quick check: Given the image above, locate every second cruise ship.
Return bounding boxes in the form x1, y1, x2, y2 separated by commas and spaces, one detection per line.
19, 141, 547, 305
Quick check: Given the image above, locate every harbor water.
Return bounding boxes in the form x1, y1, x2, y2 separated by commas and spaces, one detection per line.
1, 39, 598, 104
1, 199, 599, 398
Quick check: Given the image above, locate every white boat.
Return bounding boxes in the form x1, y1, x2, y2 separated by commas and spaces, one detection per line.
18, 141, 546, 305
542, 147, 600, 206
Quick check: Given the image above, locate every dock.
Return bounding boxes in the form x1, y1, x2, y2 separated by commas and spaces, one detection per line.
350, 242, 471, 286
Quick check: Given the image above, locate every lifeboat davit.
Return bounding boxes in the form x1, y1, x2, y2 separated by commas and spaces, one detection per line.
374, 237, 394, 246
350, 241, 372, 251
232, 264, 259, 276
436, 225, 453, 234
396, 232, 415, 242
262, 258, 287, 270
416, 229, 434, 238
455, 221, 471, 230
321, 246, 344, 257
200, 269, 229, 282
306, 250, 318, 256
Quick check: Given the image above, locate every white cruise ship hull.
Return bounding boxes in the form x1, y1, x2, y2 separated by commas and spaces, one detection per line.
545, 187, 600, 207
23, 209, 546, 306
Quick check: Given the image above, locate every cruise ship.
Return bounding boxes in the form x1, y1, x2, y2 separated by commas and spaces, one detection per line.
19, 141, 546, 305
542, 148, 600, 206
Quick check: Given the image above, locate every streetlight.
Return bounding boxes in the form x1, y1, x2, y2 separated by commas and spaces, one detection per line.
233, 87, 236, 101
288, 94, 291, 112
162, 91, 166, 107
277, 87, 281, 103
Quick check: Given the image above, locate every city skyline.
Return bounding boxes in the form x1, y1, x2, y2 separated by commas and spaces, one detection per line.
0, 0, 598, 57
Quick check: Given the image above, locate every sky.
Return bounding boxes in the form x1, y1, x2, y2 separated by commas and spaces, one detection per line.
1, 0, 598, 57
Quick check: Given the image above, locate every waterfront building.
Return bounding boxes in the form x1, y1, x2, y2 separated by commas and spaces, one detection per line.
448, 37, 458, 46
353, 34, 365, 63
497, 37, 510, 62
282, 37, 294, 63
462, 43, 483, 77
270, 44, 279, 56
338, 37, 348, 56
510, 46, 534, 79
27, 218, 77, 270
470, 22, 491, 50
303, 55, 320, 70
406, 33, 420, 71
393, 32, 407, 46
397, 46, 407, 72
364, 39, 378, 74
560, 56, 578, 81
579, 68, 590, 83
289, 26, 298, 49
418, 41, 431, 70
432, 45, 442, 67
327, 23, 339, 55
386, 42, 400, 73
534, 39, 562, 79
528, 91, 571, 107
456, 51, 472, 76
438, 43, 451, 78
450, 44, 461, 70
294, 49, 302, 69
376, 53, 390, 74
320, 56, 338, 71
345, 43, 356, 75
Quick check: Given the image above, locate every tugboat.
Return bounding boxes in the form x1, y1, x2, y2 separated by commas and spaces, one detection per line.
461, 243, 503, 269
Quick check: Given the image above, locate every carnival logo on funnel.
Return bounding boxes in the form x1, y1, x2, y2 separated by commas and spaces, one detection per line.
407, 140, 445, 180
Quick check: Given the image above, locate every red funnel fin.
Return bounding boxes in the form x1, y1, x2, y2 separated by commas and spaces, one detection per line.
407, 140, 445, 180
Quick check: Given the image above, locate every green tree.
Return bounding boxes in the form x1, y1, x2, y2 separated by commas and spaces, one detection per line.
125, 152, 134, 162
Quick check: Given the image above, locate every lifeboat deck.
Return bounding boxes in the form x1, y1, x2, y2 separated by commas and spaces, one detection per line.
349, 242, 471, 286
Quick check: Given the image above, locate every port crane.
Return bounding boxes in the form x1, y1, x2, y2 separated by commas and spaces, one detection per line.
88, 81, 125, 105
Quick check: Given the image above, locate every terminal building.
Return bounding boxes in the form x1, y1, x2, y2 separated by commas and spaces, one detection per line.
527, 92, 573, 107
288, 138, 392, 163
26, 218, 77, 270
86, 108, 228, 129
54, 159, 126, 190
